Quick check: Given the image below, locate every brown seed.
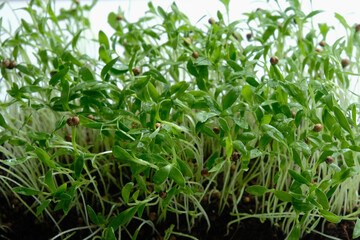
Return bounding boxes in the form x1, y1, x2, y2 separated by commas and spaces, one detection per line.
313, 123, 323, 132
201, 169, 210, 177
215, 191, 221, 199
325, 156, 334, 164
147, 185, 154, 193
65, 134, 72, 142
208, 18, 215, 25
72, 116, 80, 126
8, 60, 17, 69
230, 164, 236, 172
67, 117, 74, 126
270, 56, 279, 65
246, 33, 252, 41
231, 152, 240, 161
149, 212, 157, 222
315, 48, 322, 53
319, 41, 326, 47
304, 138, 309, 144
50, 71, 57, 77
291, 111, 296, 119
192, 51, 199, 58
87, 114, 94, 120
75, 0, 80, 4
132, 67, 141, 76
169, 236, 176, 240
67, 116, 80, 127
327, 222, 336, 229
159, 191, 167, 199
213, 127, 220, 134
77, 217, 83, 224
2, 59, 10, 68
356, 24, 360, 32
243, 196, 251, 203
184, 37, 192, 46
155, 123, 161, 129
341, 59, 350, 68
116, 15, 124, 21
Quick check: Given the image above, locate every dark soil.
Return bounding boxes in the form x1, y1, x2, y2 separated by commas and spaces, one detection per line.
1, 190, 358, 240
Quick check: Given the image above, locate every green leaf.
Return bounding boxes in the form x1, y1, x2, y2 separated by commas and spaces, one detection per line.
353, 218, 360, 238
79, 66, 95, 81
262, 124, 286, 145
101, 57, 119, 79
45, 170, 56, 192
122, 182, 134, 204
105, 227, 116, 240
288, 170, 311, 186
333, 106, 353, 137
169, 166, 185, 187
87, 205, 100, 225
13, 186, 42, 196
273, 190, 292, 202
72, 29, 83, 49
288, 223, 300, 240
290, 141, 311, 158
34, 148, 56, 169
99, 30, 109, 50
112, 145, 134, 161
0, 113, 12, 131
222, 88, 239, 110
315, 188, 329, 210
108, 206, 138, 230
153, 165, 171, 185
233, 140, 247, 154
74, 154, 84, 179
319, 209, 342, 223
246, 185, 268, 196
241, 85, 253, 103
49, 67, 69, 86
36, 199, 51, 216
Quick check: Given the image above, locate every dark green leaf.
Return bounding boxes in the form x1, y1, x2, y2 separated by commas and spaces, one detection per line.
246, 185, 268, 196
87, 205, 100, 225
108, 206, 138, 230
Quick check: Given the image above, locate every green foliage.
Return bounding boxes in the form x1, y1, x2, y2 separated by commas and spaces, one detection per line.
1, 0, 360, 239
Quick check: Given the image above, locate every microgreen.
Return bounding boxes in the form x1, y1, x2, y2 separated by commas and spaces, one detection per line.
1, 0, 360, 239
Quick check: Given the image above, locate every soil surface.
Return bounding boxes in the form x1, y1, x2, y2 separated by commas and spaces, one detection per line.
1, 190, 355, 240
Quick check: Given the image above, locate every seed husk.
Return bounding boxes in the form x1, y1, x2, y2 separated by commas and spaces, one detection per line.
270, 56, 279, 65
116, 15, 124, 21
315, 48, 322, 53
246, 33, 252, 41
201, 169, 210, 177
319, 41, 326, 47
159, 191, 167, 199
213, 127, 220, 134
50, 71, 57, 77
155, 123, 161, 129
313, 123, 323, 132
149, 212, 157, 222
231, 152, 240, 161
2, 59, 10, 68
184, 37, 192, 46
325, 156, 334, 164
208, 18, 215, 25
132, 67, 141, 76
341, 59, 350, 68
291, 111, 296, 119
65, 134, 72, 142
67, 116, 80, 127
356, 24, 360, 32
243, 196, 251, 203
192, 51, 199, 58
87, 114, 94, 120
8, 60, 17, 69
